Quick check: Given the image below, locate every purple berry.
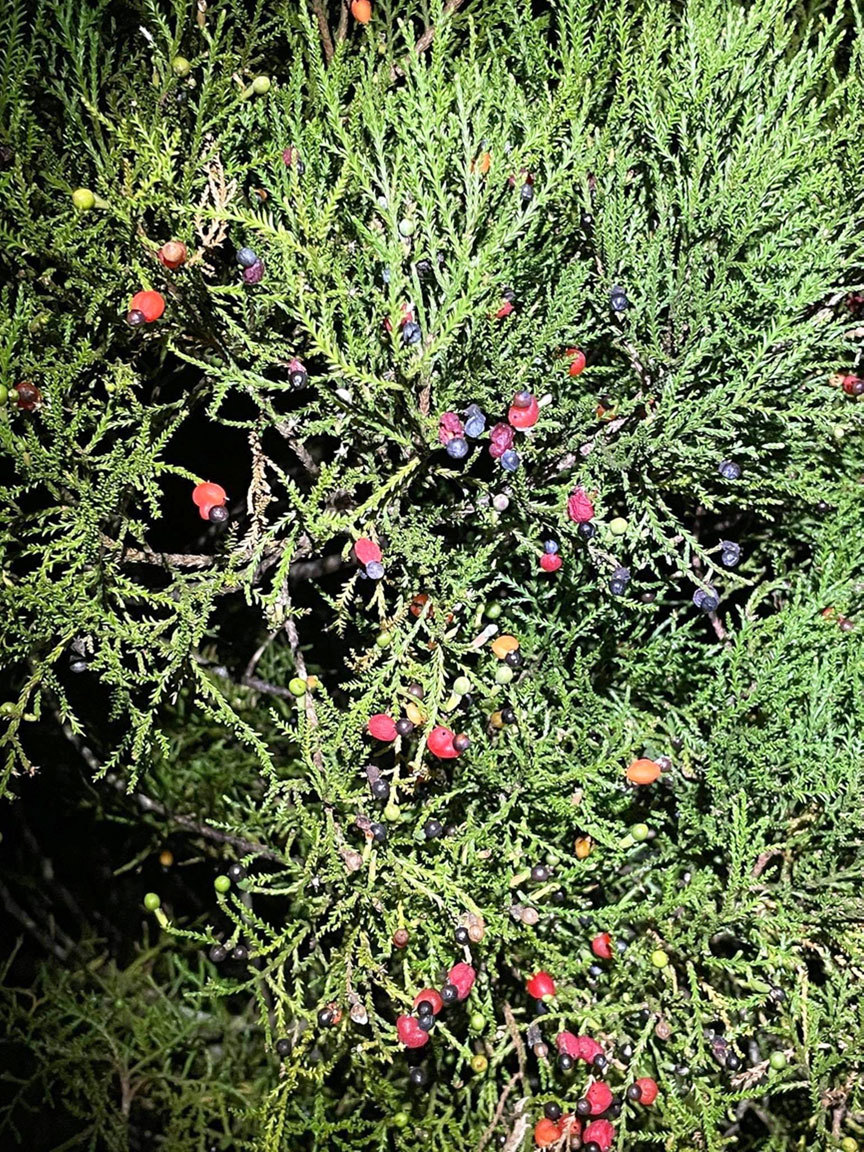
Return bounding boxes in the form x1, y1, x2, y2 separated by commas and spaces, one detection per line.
543, 541, 558, 554
718, 460, 741, 480
401, 321, 422, 346
446, 437, 469, 460
365, 560, 385, 580
500, 449, 520, 472
243, 260, 265, 284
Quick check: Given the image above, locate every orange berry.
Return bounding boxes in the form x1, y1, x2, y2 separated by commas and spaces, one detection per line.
574, 835, 592, 859
490, 634, 519, 660
626, 757, 662, 785
533, 1118, 562, 1147
351, 0, 371, 22
129, 290, 165, 322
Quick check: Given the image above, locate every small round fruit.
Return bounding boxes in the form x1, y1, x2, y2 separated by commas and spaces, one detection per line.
288, 677, 307, 697
769, 1051, 787, 1071
371, 778, 390, 800
609, 517, 628, 535
236, 247, 258, 268
453, 675, 472, 695
275, 1037, 291, 1057
208, 504, 229, 524
470, 1054, 488, 1073
495, 665, 514, 685
392, 1111, 409, 1129
504, 649, 523, 668
453, 733, 470, 752
395, 717, 414, 737
209, 944, 227, 963
374, 631, 392, 649
383, 802, 400, 822
632, 823, 650, 842
626, 1083, 642, 1101
544, 1102, 562, 1122
227, 863, 246, 882
158, 240, 188, 269
143, 892, 161, 911
129, 290, 165, 322
69, 657, 88, 674
440, 983, 459, 1005
840, 1139, 858, 1152
484, 602, 503, 620
72, 188, 96, 211
251, 75, 271, 94
409, 1065, 428, 1086
0, 385, 7, 405
651, 949, 670, 969
126, 309, 146, 327
568, 349, 587, 376
172, 55, 191, 77
470, 1012, 486, 1032
158, 849, 173, 868
578, 521, 597, 540
214, 874, 231, 893
392, 928, 409, 948
351, 0, 372, 22
424, 818, 443, 839
455, 926, 470, 945
231, 944, 249, 962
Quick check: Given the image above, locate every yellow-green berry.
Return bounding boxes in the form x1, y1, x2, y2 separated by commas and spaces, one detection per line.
288, 677, 307, 697
469, 1012, 486, 1032
143, 892, 161, 911
251, 75, 271, 94
470, 1054, 488, 1073
609, 517, 629, 535
214, 874, 231, 893
484, 602, 502, 619
495, 664, 514, 685
453, 675, 472, 695
71, 188, 95, 211
383, 802, 401, 822
651, 949, 669, 969
768, 1051, 787, 1071
375, 631, 392, 648
172, 56, 191, 77
632, 823, 650, 842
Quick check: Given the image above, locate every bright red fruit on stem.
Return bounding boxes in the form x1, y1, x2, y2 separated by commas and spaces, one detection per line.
129, 290, 165, 322
575, 1035, 604, 1063
412, 988, 443, 1015
556, 1030, 579, 1057
396, 1015, 429, 1049
526, 971, 556, 1000
447, 962, 476, 1000
495, 300, 514, 319
592, 932, 614, 960
427, 726, 459, 759
354, 538, 382, 566
367, 714, 397, 742
540, 553, 562, 573
508, 394, 540, 429
567, 487, 595, 523
192, 482, 226, 508
635, 1077, 659, 1105
567, 348, 587, 376
586, 1081, 614, 1115
583, 1119, 615, 1151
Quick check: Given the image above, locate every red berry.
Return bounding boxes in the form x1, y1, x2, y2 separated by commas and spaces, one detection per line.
367, 713, 398, 742
533, 1119, 562, 1147
157, 241, 187, 270
567, 349, 587, 376
582, 1119, 615, 1151
14, 382, 43, 411
526, 971, 556, 1000
540, 553, 562, 573
129, 290, 165, 323
489, 422, 515, 459
585, 1081, 613, 1115
634, 1077, 658, 1105
396, 1014, 429, 1049
354, 537, 382, 566
412, 988, 444, 1015
591, 932, 613, 960
438, 411, 465, 444
495, 300, 514, 319
567, 487, 595, 523
427, 726, 459, 759
447, 961, 476, 1000
508, 394, 540, 429
192, 481, 227, 509
556, 1030, 579, 1058
841, 374, 864, 396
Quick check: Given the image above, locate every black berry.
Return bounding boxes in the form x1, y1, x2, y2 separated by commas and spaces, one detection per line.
371, 779, 390, 800
578, 521, 597, 540
209, 504, 229, 524
501, 707, 517, 725
618, 1043, 633, 1061
396, 717, 414, 736
584, 1143, 602, 1152
576, 1099, 592, 1116
592, 1053, 608, 1072
558, 1053, 573, 1072
544, 1102, 562, 1121
626, 1084, 642, 1101
370, 822, 387, 843
416, 999, 434, 1018
455, 927, 470, 945
769, 986, 786, 1002
317, 1008, 333, 1027
417, 1014, 435, 1032
409, 1065, 428, 1086
209, 944, 227, 963
69, 657, 89, 673
231, 944, 249, 962
520, 183, 534, 202
440, 983, 459, 1005
227, 863, 246, 881
126, 309, 146, 327
725, 1052, 741, 1071
453, 733, 470, 752
289, 368, 308, 388
581, 211, 594, 229
424, 819, 443, 839
530, 865, 549, 882
275, 1037, 291, 1057
504, 649, 523, 668
718, 459, 741, 480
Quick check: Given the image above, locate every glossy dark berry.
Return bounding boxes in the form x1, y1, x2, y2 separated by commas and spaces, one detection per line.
236, 247, 258, 267
417, 1014, 435, 1032
544, 1102, 562, 1121
395, 717, 414, 737
501, 288, 516, 303
512, 390, 533, 408
693, 589, 719, 613
769, 986, 786, 1002
371, 778, 390, 800
558, 1053, 574, 1072
440, 983, 459, 1005
209, 505, 229, 524
231, 944, 249, 962
275, 1037, 291, 1057
317, 1008, 334, 1027
610, 286, 629, 312
608, 1102, 623, 1119
815, 500, 833, 514
610, 579, 627, 596
370, 822, 387, 843
576, 1099, 592, 1116
209, 944, 227, 963
455, 927, 470, 945
543, 540, 559, 554
501, 707, 517, 725
584, 1143, 602, 1152
366, 560, 385, 580
401, 321, 422, 346
552, 888, 566, 904
424, 819, 443, 839
618, 1042, 633, 1061
534, 999, 550, 1016
289, 368, 308, 388
520, 182, 534, 202
126, 309, 146, 327
626, 1083, 642, 1101
407, 682, 424, 699
69, 657, 89, 673
227, 863, 246, 881
504, 650, 523, 668
409, 1065, 428, 1086
719, 541, 741, 567
415, 258, 433, 279
718, 459, 741, 480
725, 1052, 741, 1070
416, 999, 434, 1017
592, 1053, 608, 1072
530, 865, 549, 882
453, 733, 470, 752
581, 211, 594, 229
578, 521, 597, 540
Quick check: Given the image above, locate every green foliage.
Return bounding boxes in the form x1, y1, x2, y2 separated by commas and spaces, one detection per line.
1, 0, 864, 1149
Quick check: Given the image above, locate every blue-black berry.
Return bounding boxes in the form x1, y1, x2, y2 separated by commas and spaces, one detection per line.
275, 1037, 291, 1057
544, 1102, 562, 1121
409, 1065, 429, 1086
610, 285, 629, 312
718, 459, 741, 480
719, 541, 741, 567
366, 560, 385, 580
401, 321, 422, 346
543, 540, 558, 554
500, 449, 520, 472
370, 822, 387, 843
418, 1014, 436, 1032
455, 926, 470, 945
520, 183, 534, 202
424, 819, 443, 839
578, 522, 597, 540
440, 983, 459, 1005
371, 778, 390, 800
446, 437, 469, 460
236, 247, 258, 268
208, 505, 229, 524
395, 717, 414, 737
289, 367, 308, 388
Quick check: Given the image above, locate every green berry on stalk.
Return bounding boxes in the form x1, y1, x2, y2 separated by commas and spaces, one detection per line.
469, 1012, 486, 1032
288, 677, 307, 697
214, 874, 231, 893
632, 823, 650, 842
609, 517, 628, 535
393, 1111, 409, 1129
0, 385, 7, 405
398, 218, 415, 237
651, 949, 669, 968
769, 1051, 787, 1071
71, 188, 95, 211
375, 631, 392, 648
484, 602, 502, 619
495, 664, 514, 685
143, 892, 161, 911
470, 1054, 488, 1073
172, 56, 191, 76
840, 1138, 858, 1152
453, 675, 472, 695
251, 75, 271, 94
383, 802, 401, 822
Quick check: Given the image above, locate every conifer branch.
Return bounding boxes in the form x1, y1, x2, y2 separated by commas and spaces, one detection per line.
310, 0, 335, 63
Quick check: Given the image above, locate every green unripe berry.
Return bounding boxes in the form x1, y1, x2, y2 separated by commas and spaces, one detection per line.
840, 1138, 858, 1152
469, 1012, 486, 1032
495, 664, 514, 685
470, 1054, 488, 1073
609, 517, 629, 536
383, 802, 401, 822
375, 631, 392, 649
0, 385, 7, 405
398, 218, 415, 237
768, 1050, 787, 1071
650, 949, 670, 969
288, 677, 307, 697
251, 75, 271, 94
632, 822, 650, 842
214, 874, 231, 894
143, 892, 161, 911
172, 56, 191, 77
393, 1111, 409, 1129
71, 188, 95, 211
453, 675, 472, 695
483, 602, 502, 620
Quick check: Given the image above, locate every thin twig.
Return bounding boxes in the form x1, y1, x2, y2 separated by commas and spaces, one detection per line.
415, 0, 466, 55
310, 0, 335, 62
